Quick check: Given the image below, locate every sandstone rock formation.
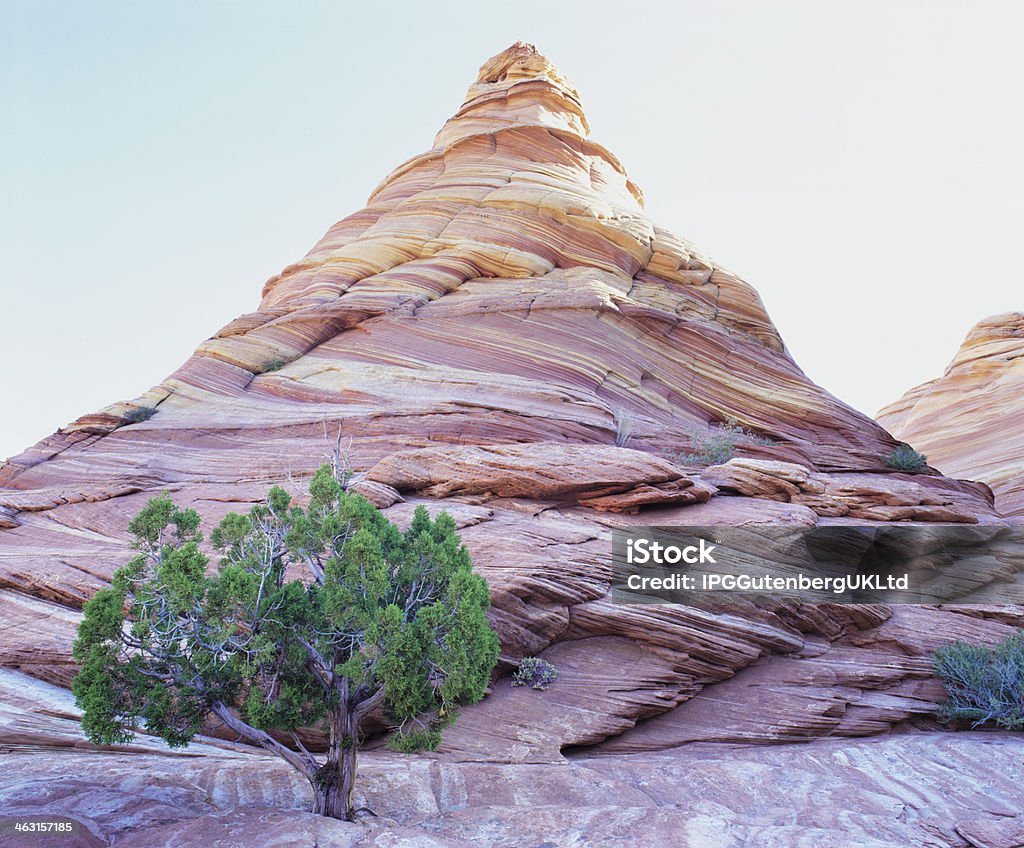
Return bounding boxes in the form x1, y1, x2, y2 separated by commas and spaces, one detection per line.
1, 43, 1023, 842
879, 312, 1024, 517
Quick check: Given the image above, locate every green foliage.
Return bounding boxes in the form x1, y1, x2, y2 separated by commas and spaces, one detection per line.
121, 406, 157, 425
72, 465, 500, 774
386, 727, 442, 753
885, 444, 928, 472
933, 631, 1024, 730
675, 418, 773, 467
262, 358, 287, 373
512, 657, 559, 691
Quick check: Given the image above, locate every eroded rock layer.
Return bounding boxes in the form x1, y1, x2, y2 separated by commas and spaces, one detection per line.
1, 43, 1020, 769
879, 312, 1024, 517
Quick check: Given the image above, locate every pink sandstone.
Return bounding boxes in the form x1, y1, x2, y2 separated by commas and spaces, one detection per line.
0, 44, 1022, 846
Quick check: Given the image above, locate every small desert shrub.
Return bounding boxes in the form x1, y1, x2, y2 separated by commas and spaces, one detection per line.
121, 406, 157, 425
262, 358, 287, 373
933, 631, 1024, 730
386, 728, 441, 753
675, 418, 772, 467
512, 657, 559, 691
885, 444, 928, 472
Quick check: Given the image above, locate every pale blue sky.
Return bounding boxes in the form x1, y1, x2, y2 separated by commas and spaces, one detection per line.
3, 1, 1022, 461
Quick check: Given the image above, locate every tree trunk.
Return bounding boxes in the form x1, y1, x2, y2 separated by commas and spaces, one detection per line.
210, 699, 364, 821
312, 696, 360, 820
310, 740, 357, 820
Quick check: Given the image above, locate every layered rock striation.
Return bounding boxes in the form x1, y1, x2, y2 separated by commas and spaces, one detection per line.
1, 43, 1020, 765
879, 312, 1024, 517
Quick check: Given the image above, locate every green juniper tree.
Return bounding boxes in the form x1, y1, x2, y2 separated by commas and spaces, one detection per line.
72, 465, 500, 820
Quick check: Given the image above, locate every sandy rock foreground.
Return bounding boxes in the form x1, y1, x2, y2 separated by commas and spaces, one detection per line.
2, 669, 1023, 848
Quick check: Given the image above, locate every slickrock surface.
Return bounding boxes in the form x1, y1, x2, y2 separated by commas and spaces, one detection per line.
879, 312, 1024, 517
2, 42, 1023, 842
2, 670, 1024, 848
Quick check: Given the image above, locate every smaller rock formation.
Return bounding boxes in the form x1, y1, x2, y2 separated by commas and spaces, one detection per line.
366, 444, 713, 512
879, 312, 1024, 517
702, 457, 982, 522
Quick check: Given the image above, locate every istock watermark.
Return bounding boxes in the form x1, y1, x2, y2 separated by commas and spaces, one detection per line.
623, 571, 909, 594
612, 525, 1024, 605
626, 537, 719, 565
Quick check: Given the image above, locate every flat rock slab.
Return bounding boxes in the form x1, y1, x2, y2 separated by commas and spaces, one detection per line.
957, 816, 1024, 848
704, 458, 982, 522
367, 442, 697, 502
1, 724, 1022, 848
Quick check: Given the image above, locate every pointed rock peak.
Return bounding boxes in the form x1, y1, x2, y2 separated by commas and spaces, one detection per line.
434, 42, 590, 149
473, 41, 579, 95
964, 311, 1024, 345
